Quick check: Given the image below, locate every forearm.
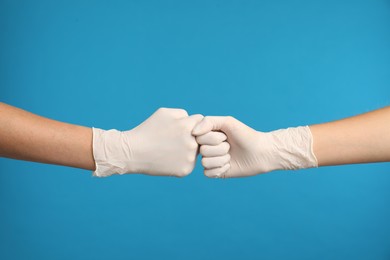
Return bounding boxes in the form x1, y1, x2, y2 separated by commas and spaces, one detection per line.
310, 106, 390, 166
0, 102, 95, 170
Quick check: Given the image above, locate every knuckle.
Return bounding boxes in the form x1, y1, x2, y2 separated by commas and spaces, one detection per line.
204, 170, 214, 178
208, 132, 220, 143
204, 173, 212, 178
175, 172, 186, 178
223, 154, 231, 164
199, 145, 207, 155
226, 116, 235, 121
216, 158, 225, 167
201, 157, 210, 168
177, 109, 188, 117
192, 114, 204, 121
217, 133, 227, 143
200, 145, 212, 156
222, 142, 230, 152
197, 134, 212, 145
187, 154, 196, 162
157, 107, 168, 113
202, 116, 211, 125
195, 136, 204, 145
205, 170, 220, 178
176, 167, 191, 177
187, 141, 198, 151
183, 166, 193, 175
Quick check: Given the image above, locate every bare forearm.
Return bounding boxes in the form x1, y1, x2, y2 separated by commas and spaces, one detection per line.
310, 106, 390, 166
0, 102, 95, 170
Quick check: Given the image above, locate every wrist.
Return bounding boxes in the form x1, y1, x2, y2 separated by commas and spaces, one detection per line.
92, 128, 136, 177
265, 126, 318, 171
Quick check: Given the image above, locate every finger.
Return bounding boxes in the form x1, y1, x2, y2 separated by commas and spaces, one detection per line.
204, 163, 231, 178
195, 131, 227, 145
192, 116, 231, 136
199, 142, 230, 157
158, 107, 189, 119
183, 114, 204, 129
201, 154, 231, 169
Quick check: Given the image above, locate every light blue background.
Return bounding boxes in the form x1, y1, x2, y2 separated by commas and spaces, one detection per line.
1, 0, 390, 259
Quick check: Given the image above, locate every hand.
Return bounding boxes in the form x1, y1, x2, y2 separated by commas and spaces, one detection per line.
192, 116, 317, 178
93, 108, 203, 177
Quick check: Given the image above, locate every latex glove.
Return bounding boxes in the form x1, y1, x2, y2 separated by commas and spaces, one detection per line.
93, 108, 203, 177
192, 116, 318, 178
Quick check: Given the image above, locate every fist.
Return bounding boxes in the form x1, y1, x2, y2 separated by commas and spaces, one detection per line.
126, 108, 204, 177
93, 108, 203, 177
192, 116, 265, 178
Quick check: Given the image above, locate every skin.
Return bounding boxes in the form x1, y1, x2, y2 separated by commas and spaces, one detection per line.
310, 106, 390, 166
0, 102, 95, 170
0, 102, 389, 175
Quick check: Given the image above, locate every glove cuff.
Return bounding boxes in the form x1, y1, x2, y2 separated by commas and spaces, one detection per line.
92, 127, 130, 177
269, 126, 318, 171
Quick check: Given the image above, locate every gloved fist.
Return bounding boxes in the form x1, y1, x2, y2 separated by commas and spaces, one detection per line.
93, 108, 203, 177
192, 116, 318, 178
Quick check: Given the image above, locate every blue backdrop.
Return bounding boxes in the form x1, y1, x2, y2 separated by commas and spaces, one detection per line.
1, 1, 389, 259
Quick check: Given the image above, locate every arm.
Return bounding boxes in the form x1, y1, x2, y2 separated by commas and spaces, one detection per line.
0, 103, 202, 177
310, 106, 390, 166
192, 106, 390, 178
0, 102, 95, 170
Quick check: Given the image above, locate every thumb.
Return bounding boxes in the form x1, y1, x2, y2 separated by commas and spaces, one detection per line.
184, 114, 204, 129
192, 116, 231, 136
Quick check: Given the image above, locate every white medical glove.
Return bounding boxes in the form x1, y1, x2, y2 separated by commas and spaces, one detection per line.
192, 116, 318, 178
92, 108, 203, 177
